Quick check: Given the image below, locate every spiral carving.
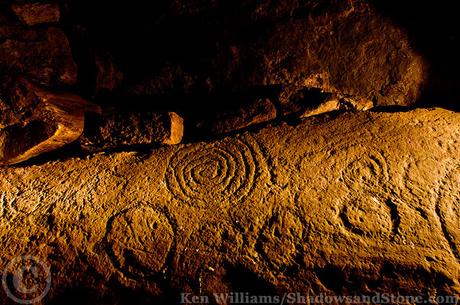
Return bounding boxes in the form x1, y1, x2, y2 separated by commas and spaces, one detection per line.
166, 136, 263, 206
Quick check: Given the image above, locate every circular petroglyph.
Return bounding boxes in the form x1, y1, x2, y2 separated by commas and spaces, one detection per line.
341, 150, 389, 192
106, 206, 174, 278
340, 196, 393, 237
166, 136, 263, 205
256, 211, 304, 270
436, 166, 460, 260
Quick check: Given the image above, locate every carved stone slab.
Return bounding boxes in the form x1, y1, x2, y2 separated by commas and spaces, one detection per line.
0, 108, 459, 303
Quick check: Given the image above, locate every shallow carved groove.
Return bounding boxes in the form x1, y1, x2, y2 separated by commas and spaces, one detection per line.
340, 149, 389, 193
166, 135, 264, 206
436, 166, 460, 262
340, 196, 393, 238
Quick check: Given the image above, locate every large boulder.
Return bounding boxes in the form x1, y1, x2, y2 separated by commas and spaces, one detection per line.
0, 108, 458, 304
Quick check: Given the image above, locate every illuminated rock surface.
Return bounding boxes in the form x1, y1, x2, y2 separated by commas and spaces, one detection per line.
0, 108, 459, 304
0, 79, 100, 166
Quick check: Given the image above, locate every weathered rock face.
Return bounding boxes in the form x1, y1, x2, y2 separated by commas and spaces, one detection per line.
0, 108, 459, 304
372, 0, 460, 106
0, 76, 183, 165
79, 111, 184, 152
0, 76, 40, 129
2, 0, 454, 157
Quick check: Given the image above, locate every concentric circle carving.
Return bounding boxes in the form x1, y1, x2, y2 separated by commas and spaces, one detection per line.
166, 137, 264, 206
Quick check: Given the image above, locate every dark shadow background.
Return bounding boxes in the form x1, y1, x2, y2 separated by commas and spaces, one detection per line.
371, 0, 460, 109
58, 0, 460, 111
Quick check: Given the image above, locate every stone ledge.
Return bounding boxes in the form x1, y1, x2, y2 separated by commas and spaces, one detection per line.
0, 108, 459, 303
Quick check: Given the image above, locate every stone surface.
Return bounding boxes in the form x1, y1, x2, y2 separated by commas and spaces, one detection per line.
0, 108, 459, 304
0, 27, 77, 86
79, 111, 184, 152
0, 79, 100, 166
196, 98, 277, 135
11, 2, 60, 26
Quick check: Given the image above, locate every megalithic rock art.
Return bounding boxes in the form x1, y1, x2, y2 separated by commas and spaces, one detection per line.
0, 108, 459, 304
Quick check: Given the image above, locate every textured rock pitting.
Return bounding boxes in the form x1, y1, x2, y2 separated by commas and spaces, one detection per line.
0, 108, 459, 304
